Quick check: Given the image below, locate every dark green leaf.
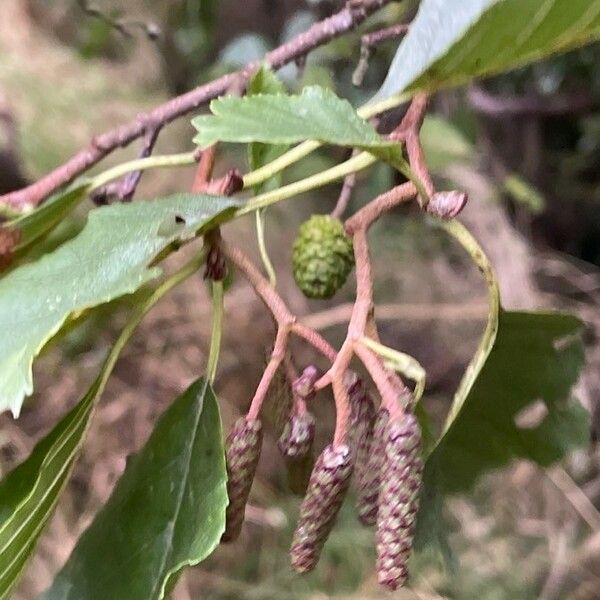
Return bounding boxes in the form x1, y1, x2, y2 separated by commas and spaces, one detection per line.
0, 193, 237, 417
44, 378, 227, 600
376, 0, 600, 101
417, 310, 588, 551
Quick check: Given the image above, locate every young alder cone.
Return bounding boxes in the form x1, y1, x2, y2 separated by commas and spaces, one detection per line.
376, 413, 423, 590
290, 444, 354, 572
292, 214, 354, 299
222, 417, 263, 542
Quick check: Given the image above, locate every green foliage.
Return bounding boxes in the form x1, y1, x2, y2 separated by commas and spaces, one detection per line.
0, 193, 237, 417
417, 310, 587, 554
0, 376, 102, 600
376, 0, 600, 101
0, 252, 209, 599
246, 65, 289, 193
44, 379, 227, 600
10, 181, 91, 253
192, 86, 393, 150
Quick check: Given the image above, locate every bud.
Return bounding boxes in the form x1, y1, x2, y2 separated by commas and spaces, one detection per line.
222, 417, 263, 542
426, 190, 468, 219
290, 444, 354, 572
376, 414, 423, 590
293, 365, 319, 400
355, 408, 388, 526
278, 412, 315, 460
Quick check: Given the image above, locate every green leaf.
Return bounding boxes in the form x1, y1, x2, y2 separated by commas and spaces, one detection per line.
0, 253, 207, 599
0, 193, 237, 417
417, 310, 587, 551
10, 181, 91, 253
375, 0, 600, 101
246, 65, 289, 193
414, 222, 587, 558
43, 378, 227, 600
192, 85, 394, 151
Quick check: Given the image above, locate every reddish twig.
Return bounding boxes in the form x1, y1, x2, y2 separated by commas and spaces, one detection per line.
1, 0, 392, 210
331, 151, 359, 219
345, 181, 417, 233
115, 122, 162, 202
353, 23, 409, 86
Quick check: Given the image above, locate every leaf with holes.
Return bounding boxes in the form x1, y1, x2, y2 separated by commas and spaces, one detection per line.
375, 0, 600, 101
43, 378, 227, 600
0, 193, 237, 417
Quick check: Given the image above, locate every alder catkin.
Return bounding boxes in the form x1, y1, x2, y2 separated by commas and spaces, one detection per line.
376, 413, 423, 590
290, 444, 354, 573
221, 417, 263, 543
355, 407, 388, 526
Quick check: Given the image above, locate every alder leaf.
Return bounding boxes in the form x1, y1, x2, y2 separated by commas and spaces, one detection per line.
376, 0, 600, 101
415, 219, 588, 560
246, 65, 289, 193
0, 253, 208, 599
192, 85, 394, 151
43, 378, 227, 600
0, 193, 237, 417
10, 181, 92, 253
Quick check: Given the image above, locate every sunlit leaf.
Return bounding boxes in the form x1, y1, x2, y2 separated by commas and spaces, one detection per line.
376, 0, 600, 101
0, 193, 237, 417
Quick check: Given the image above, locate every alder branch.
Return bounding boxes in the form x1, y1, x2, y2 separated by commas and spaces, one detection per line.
0, 0, 392, 211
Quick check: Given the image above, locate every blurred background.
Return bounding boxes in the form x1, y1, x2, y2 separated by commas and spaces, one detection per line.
0, 1, 599, 598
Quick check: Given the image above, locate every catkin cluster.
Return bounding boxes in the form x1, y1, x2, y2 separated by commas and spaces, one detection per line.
221, 375, 423, 590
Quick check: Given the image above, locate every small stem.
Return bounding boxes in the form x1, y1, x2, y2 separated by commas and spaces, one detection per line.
89, 152, 196, 192
345, 182, 417, 233
360, 336, 425, 403
243, 141, 321, 189
292, 323, 337, 362
192, 145, 217, 192
255, 209, 277, 287
206, 281, 224, 384
331, 359, 353, 447
353, 341, 405, 418
118, 124, 162, 201
223, 242, 293, 324
331, 150, 359, 219
246, 326, 290, 420
239, 151, 377, 215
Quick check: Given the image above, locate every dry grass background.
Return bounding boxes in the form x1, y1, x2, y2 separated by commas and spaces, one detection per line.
0, 2, 599, 598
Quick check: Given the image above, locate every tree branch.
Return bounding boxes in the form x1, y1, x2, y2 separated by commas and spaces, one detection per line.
0, 0, 392, 211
